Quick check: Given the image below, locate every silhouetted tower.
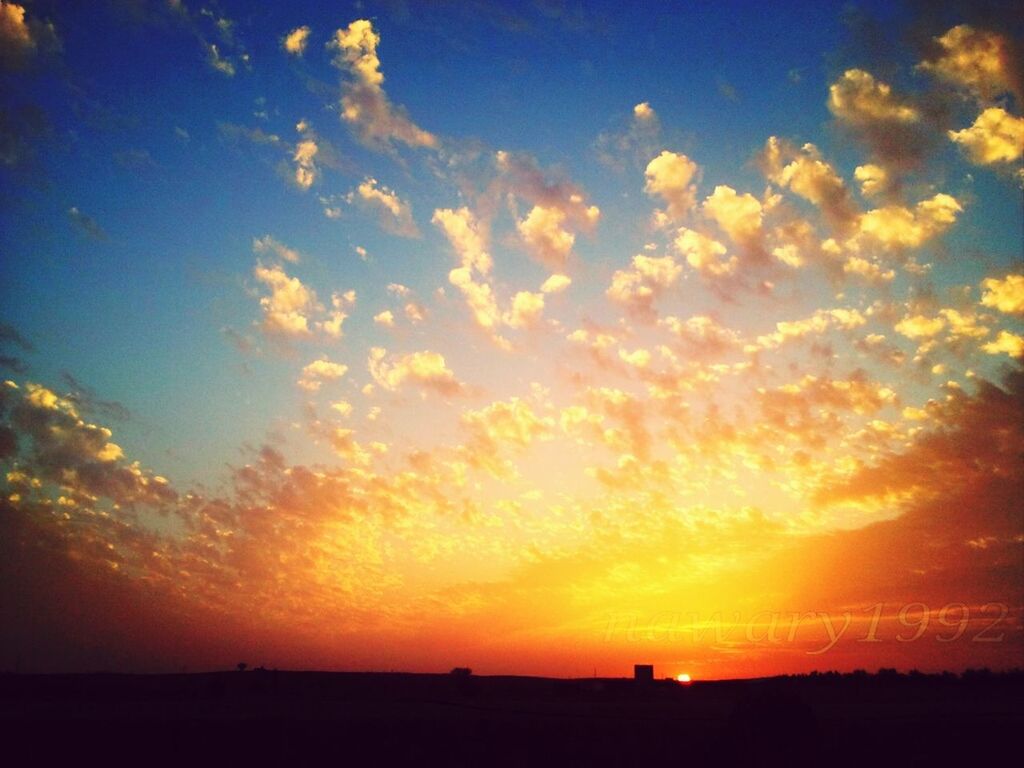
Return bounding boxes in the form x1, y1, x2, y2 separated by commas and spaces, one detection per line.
634, 664, 654, 683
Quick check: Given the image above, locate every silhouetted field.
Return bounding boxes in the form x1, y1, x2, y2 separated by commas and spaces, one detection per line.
1, 669, 1020, 765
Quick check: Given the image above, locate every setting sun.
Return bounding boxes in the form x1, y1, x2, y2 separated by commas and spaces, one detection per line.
677, 674, 692, 684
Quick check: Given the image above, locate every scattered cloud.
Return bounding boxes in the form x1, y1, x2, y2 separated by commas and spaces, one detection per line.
330, 19, 437, 151
253, 234, 302, 263
0, 1, 59, 71
918, 25, 1018, 102
644, 150, 701, 220
298, 357, 348, 392
368, 347, 465, 396
539, 273, 571, 294
948, 108, 1024, 166
253, 262, 319, 338
282, 25, 311, 56
352, 177, 419, 237
981, 274, 1024, 316
607, 254, 682, 322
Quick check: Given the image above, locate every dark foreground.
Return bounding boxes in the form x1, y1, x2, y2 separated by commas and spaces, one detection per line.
1, 669, 1021, 765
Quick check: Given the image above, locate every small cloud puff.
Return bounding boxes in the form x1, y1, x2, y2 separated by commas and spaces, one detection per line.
282, 25, 310, 56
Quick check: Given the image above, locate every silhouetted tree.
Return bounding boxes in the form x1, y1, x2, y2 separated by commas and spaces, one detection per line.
237, 662, 247, 672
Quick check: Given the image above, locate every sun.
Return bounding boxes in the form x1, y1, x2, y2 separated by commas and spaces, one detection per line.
677, 673, 692, 684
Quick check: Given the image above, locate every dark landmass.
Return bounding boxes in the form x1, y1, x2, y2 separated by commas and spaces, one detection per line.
1, 668, 1020, 765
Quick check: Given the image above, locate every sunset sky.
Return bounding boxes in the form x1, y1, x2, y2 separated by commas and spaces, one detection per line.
1, 0, 1022, 679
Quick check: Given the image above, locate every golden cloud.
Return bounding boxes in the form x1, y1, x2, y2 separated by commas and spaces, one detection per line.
981, 274, 1024, 316
282, 25, 310, 56
644, 150, 701, 220
330, 19, 437, 150
948, 107, 1024, 165
368, 348, 465, 396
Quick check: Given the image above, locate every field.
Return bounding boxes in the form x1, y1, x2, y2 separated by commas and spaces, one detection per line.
2, 670, 1020, 764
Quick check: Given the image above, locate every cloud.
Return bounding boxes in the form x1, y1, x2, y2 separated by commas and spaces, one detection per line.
840, 254, 895, 284
491, 151, 600, 268
814, 366, 1022, 506
644, 150, 701, 220
282, 25, 310, 56
374, 310, 395, 327
948, 107, 1024, 165
539, 273, 571, 294
447, 266, 503, 338
463, 397, 552, 449
253, 262, 319, 338
206, 42, 234, 76
583, 387, 652, 460
829, 69, 919, 124
432, 207, 492, 273
594, 101, 663, 170
67, 207, 106, 240
895, 314, 947, 340
432, 207, 506, 343
368, 348, 465, 397
298, 357, 348, 392
853, 164, 889, 198
404, 302, 426, 324
0, 322, 33, 373
0, 3, 33, 62
0, 380, 175, 506
218, 122, 281, 147
252, 234, 301, 263
746, 307, 867, 352
938, 308, 989, 341
495, 151, 601, 225
319, 291, 355, 339
701, 185, 764, 254
982, 331, 1024, 358
461, 397, 554, 476
758, 374, 897, 446
330, 19, 437, 151
352, 177, 419, 237
828, 69, 932, 172
292, 135, 319, 189
660, 315, 742, 359
606, 254, 682, 323
981, 274, 1024, 316
855, 193, 962, 250
503, 291, 545, 329
673, 227, 736, 277
516, 205, 576, 271
330, 400, 353, 418
762, 137, 858, 230
59, 372, 131, 423
0, 2, 59, 71
918, 25, 1018, 102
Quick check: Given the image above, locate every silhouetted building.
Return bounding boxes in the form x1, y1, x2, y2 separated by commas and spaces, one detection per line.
634, 664, 654, 682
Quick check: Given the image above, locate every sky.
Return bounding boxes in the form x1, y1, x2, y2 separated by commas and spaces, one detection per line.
1, 0, 1022, 679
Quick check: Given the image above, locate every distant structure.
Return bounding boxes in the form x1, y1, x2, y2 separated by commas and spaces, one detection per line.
634, 664, 654, 683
